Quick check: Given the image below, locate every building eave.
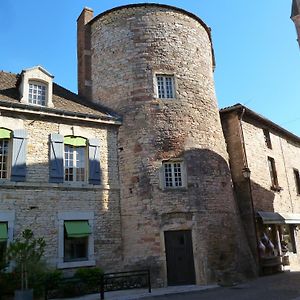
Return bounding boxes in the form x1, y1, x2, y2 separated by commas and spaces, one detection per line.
220, 104, 300, 144
0, 99, 122, 126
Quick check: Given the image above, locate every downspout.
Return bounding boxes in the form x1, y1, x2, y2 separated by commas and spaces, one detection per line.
238, 108, 261, 273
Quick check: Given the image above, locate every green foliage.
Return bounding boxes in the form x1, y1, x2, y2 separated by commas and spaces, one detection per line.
74, 267, 103, 287
6, 229, 46, 290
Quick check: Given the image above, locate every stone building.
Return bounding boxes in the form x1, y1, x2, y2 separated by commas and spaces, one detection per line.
221, 104, 300, 273
1, 2, 300, 288
0, 66, 122, 272
76, 4, 255, 285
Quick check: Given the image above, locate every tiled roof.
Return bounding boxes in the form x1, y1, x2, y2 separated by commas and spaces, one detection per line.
220, 103, 300, 144
0, 71, 121, 123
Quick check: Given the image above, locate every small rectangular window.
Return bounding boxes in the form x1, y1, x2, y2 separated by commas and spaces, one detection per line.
63, 220, 90, 262
0, 222, 8, 265
294, 169, 300, 195
263, 129, 272, 149
28, 83, 46, 106
156, 75, 175, 99
268, 157, 279, 190
163, 161, 184, 188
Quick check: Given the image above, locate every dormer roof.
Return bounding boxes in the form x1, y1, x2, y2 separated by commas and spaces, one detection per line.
21, 65, 54, 78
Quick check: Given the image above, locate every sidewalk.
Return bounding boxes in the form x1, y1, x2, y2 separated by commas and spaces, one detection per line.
58, 284, 218, 300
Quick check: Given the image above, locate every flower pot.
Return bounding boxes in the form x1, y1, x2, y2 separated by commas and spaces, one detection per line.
14, 289, 33, 300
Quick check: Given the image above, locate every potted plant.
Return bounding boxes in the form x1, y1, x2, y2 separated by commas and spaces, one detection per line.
7, 229, 46, 300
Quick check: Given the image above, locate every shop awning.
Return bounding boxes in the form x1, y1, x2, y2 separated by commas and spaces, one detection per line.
0, 223, 8, 242
64, 221, 91, 238
257, 211, 300, 224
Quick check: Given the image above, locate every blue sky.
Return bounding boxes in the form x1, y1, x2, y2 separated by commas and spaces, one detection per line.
1, 1, 299, 135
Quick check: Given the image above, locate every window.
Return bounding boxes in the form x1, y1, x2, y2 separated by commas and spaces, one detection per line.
156, 75, 175, 99
294, 169, 300, 195
0, 222, 8, 265
0, 128, 28, 182
268, 157, 279, 190
281, 225, 296, 253
57, 212, 95, 269
163, 161, 185, 188
263, 129, 272, 149
64, 221, 90, 262
64, 144, 86, 182
0, 132, 10, 179
28, 82, 46, 106
0, 211, 15, 268
50, 134, 101, 185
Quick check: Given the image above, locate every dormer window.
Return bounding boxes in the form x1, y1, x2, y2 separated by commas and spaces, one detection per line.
28, 82, 47, 106
19, 66, 54, 108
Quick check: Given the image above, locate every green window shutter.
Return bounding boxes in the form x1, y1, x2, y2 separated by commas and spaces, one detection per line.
0, 128, 12, 139
0, 223, 8, 242
64, 136, 87, 147
64, 221, 91, 238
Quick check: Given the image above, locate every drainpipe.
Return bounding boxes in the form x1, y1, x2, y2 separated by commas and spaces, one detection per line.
238, 108, 261, 274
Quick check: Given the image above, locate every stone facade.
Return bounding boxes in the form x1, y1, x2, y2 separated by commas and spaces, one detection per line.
77, 4, 256, 285
0, 69, 122, 273
221, 105, 300, 272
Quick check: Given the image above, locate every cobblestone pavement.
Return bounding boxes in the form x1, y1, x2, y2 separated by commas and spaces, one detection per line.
145, 272, 300, 300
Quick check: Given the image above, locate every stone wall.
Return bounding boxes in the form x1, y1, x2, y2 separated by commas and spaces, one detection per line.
0, 112, 122, 272
221, 110, 300, 271
84, 4, 255, 285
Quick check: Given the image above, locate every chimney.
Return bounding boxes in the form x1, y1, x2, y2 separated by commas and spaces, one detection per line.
77, 7, 94, 99
291, 0, 300, 48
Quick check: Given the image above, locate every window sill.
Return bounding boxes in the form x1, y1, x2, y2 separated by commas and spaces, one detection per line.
270, 185, 283, 192
57, 259, 96, 269
0, 181, 119, 191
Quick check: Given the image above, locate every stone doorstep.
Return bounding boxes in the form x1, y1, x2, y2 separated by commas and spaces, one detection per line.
55, 284, 218, 300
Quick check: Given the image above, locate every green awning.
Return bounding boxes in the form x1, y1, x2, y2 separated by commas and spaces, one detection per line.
0, 223, 8, 242
64, 221, 91, 238
0, 128, 11, 139
64, 136, 87, 147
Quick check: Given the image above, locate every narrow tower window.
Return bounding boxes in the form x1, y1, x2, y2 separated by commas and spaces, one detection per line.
163, 161, 184, 188
263, 129, 272, 149
156, 75, 175, 99
268, 156, 279, 190
293, 169, 300, 195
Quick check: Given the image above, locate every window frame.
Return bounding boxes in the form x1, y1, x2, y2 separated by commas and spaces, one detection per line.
57, 212, 95, 269
0, 137, 11, 180
28, 81, 47, 106
161, 160, 186, 189
293, 168, 300, 195
263, 129, 272, 149
267, 156, 280, 191
0, 211, 15, 268
155, 74, 176, 99
64, 144, 87, 183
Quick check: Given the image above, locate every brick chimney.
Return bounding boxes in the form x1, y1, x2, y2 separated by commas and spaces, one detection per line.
291, 0, 300, 48
77, 7, 94, 99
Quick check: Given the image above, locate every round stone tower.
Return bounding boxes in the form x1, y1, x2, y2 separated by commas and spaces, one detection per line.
77, 4, 255, 285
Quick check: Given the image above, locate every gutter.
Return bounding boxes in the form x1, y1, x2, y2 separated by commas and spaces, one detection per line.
0, 100, 122, 126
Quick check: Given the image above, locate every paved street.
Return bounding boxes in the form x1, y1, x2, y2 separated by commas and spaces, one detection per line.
145, 272, 300, 300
